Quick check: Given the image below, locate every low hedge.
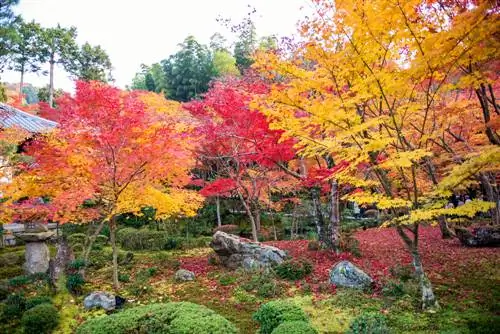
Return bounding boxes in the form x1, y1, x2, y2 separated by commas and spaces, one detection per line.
253, 300, 309, 334
117, 228, 212, 251
76, 302, 237, 334
272, 321, 318, 334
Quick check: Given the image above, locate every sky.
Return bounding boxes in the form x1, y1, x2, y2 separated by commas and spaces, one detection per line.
3, 0, 312, 92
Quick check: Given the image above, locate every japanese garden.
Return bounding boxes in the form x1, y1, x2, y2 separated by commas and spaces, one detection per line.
0, 0, 498, 333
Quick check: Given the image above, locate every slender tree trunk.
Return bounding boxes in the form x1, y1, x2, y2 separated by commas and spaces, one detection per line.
254, 202, 261, 232
438, 217, 454, 239
19, 66, 24, 98
327, 179, 341, 253
215, 196, 222, 227
49, 57, 55, 108
396, 225, 439, 310
237, 191, 258, 242
310, 187, 324, 241
479, 172, 500, 225
110, 216, 120, 290
82, 219, 106, 270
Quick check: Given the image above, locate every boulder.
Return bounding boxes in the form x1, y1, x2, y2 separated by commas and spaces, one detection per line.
210, 231, 287, 270
455, 226, 500, 247
329, 261, 373, 289
175, 269, 195, 281
83, 292, 116, 311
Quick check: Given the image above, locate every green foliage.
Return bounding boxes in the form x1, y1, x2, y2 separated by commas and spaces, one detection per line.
347, 312, 389, 334
253, 300, 309, 334
257, 281, 283, 298
25, 296, 52, 310
389, 264, 414, 282
161, 35, 216, 102
218, 274, 237, 286
272, 321, 318, 334
76, 302, 237, 334
66, 273, 84, 295
66, 42, 112, 82
0, 283, 8, 301
232, 287, 258, 303
118, 273, 130, 283
382, 281, 406, 298
67, 258, 86, 271
21, 303, 59, 334
117, 227, 166, 250
2, 293, 26, 318
0, 265, 24, 280
275, 259, 313, 281
8, 275, 31, 287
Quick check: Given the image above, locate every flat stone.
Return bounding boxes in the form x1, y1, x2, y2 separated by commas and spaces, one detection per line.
15, 231, 55, 242
329, 260, 373, 289
24, 241, 50, 274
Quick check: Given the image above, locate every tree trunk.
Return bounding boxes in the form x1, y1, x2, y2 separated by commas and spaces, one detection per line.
82, 219, 106, 271
396, 225, 439, 310
237, 190, 258, 242
254, 202, 261, 232
310, 187, 324, 241
479, 172, 499, 225
109, 216, 120, 290
19, 65, 24, 99
49, 58, 55, 108
327, 179, 341, 253
438, 216, 454, 239
216, 196, 222, 227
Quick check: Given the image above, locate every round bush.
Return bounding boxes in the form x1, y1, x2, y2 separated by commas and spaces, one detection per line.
25, 296, 52, 310
272, 321, 318, 334
77, 302, 237, 334
253, 300, 309, 334
275, 259, 313, 281
21, 303, 60, 334
347, 312, 389, 334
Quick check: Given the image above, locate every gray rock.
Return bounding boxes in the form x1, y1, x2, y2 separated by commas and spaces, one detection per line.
83, 292, 116, 311
175, 269, 195, 281
210, 231, 287, 270
24, 241, 51, 274
329, 261, 373, 289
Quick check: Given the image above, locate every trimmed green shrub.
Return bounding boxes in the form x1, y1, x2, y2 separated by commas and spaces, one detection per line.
347, 312, 389, 334
26, 296, 52, 310
21, 303, 59, 334
76, 302, 237, 334
67, 258, 87, 271
66, 273, 85, 295
3, 293, 27, 318
275, 259, 313, 281
117, 228, 171, 250
8, 275, 31, 287
272, 321, 318, 334
253, 300, 309, 334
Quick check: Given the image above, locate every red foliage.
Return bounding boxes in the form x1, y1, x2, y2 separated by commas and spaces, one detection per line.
200, 178, 237, 197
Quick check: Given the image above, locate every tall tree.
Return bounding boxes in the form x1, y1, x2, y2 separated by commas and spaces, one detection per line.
3, 81, 203, 289
254, 0, 498, 310
66, 42, 112, 82
0, 0, 20, 73
186, 79, 295, 241
9, 20, 44, 95
233, 19, 257, 73
162, 36, 216, 102
39, 24, 78, 107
